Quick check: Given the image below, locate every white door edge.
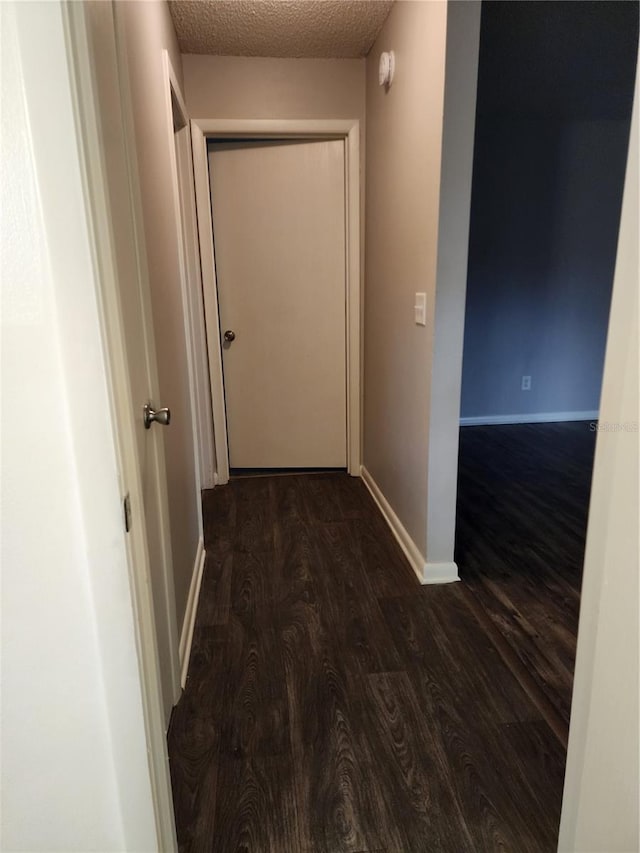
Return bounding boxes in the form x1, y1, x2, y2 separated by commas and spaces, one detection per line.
111, 8, 181, 707
191, 118, 362, 482
161, 50, 215, 535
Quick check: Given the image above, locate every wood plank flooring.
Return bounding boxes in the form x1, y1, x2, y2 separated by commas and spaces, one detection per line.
455, 421, 596, 741
168, 433, 589, 852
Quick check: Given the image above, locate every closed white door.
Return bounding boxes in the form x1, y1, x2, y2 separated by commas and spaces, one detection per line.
209, 139, 347, 469
84, 1, 180, 720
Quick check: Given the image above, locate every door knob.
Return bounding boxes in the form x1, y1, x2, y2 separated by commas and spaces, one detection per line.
143, 402, 171, 430
223, 330, 236, 343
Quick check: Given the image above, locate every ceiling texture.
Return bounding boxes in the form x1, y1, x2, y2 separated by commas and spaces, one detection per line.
169, 0, 394, 58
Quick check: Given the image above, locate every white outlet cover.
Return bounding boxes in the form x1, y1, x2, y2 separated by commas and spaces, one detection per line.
414, 292, 426, 326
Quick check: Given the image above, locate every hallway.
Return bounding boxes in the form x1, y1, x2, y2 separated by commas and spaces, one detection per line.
169, 472, 567, 852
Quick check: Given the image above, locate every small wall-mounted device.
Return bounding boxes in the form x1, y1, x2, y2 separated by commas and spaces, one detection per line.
379, 50, 395, 88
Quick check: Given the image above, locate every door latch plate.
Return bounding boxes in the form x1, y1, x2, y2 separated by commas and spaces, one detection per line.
124, 493, 132, 533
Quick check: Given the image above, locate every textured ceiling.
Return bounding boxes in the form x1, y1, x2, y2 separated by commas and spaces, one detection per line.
169, 0, 394, 58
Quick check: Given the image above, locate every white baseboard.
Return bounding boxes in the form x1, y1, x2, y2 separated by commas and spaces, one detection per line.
360, 466, 425, 583
460, 410, 599, 427
179, 535, 206, 688
423, 561, 460, 584
360, 466, 459, 586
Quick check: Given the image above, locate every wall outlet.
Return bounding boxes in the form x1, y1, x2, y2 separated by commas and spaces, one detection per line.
521, 375, 532, 391
414, 292, 427, 326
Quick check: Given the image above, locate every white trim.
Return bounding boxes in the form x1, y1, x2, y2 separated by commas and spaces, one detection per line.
191, 121, 231, 484
361, 467, 459, 585
164, 51, 188, 128
191, 118, 362, 481
162, 51, 212, 531
345, 124, 361, 474
179, 536, 206, 688
423, 562, 460, 584
361, 467, 421, 584
192, 117, 358, 137
460, 410, 599, 426
162, 52, 216, 492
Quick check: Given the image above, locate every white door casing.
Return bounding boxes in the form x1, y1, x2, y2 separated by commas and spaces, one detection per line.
191, 119, 361, 483
209, 139, 347, 469
162, 52, 213, 684
163, 51, 216, 493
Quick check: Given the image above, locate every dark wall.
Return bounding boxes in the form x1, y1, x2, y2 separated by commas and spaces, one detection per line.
460, 1, 638, 420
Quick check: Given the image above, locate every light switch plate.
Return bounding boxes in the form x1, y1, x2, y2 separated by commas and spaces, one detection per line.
415, 292, 427, 326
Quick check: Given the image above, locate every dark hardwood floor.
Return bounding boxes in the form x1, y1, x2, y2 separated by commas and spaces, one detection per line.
455, 421, 596, 743
168, 423, 595, 851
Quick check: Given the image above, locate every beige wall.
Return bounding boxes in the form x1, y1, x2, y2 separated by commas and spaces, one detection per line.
426, 1, 481, 569
558, 64, 639, 853
182, 54, 365, 121
363, 0, 447, 561
182, 54, 365, 204
119, 1, 200, 627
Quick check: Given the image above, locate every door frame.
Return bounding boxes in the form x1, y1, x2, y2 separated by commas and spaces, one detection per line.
162, 52, 216, 496
191, 118, 362, 483
161, 53, 210, 687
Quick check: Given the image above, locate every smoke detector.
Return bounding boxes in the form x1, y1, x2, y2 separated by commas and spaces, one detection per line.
379, 51, 395, 88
